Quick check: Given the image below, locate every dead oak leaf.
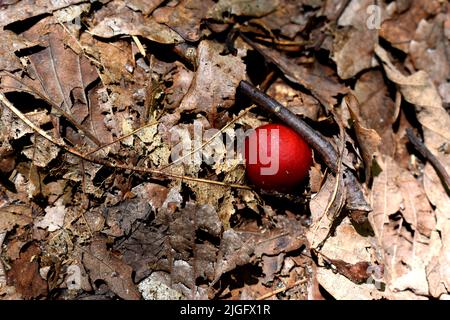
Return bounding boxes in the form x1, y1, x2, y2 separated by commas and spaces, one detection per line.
0, 30, 35, 72
0, 204, 33, 233
397, 171, 435, 237
307, 171, 346, 249
83, 237, 141, 300
332, 28, 377, 80
153, 0, 215, 42
375, 44, 450, 142
21, 23, 99, 126
379, 0, 441, 53
248, 41, 348, 109
178, 40, 247, 125
6, 243, 48, 299
344, 94, 381, 181
90, 15, 183, 44
316, 217, 382, 299
370, 155, 440, 297
409, 15, 450, 86
354, 70, 397, 156
0, 0, 86, 28
332, 0, 380, 79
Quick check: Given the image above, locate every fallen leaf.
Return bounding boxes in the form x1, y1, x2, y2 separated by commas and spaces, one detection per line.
208, 0, 279, 22
178, 40, 247, 125
369, 155, 444, 297
83, 237, 141, 300
127, 0, 164, 15
266, 79, 321, 120
0, 30, 35, 72
213, 229, 255, 283
409, 15, 450, 86
248, 40, 348, 109
0, 204, 33, 233
380, 0, 441, 52
344, 94, 381, 181
307, 171, 346, 249
316, 217, 383, 299
353, 70, 397, 156
23, 23, 99, 126
0, 0, 86, 27
153, 0, 214, 42
90, 10, 183, 44
22, 133, 60, 168
35, 198, 66, 232
6, 243, 48, 299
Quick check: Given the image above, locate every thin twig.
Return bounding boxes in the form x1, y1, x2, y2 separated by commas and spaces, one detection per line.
132, 35, 146, 57
0, 92, 251, 190
406, 128, 450, 192
256, 278, 308, 300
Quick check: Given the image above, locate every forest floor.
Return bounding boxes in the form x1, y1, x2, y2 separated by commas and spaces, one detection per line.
0, 0, 449, 300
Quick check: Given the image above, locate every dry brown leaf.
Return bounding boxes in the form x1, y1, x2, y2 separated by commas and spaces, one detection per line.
22, 134, 60, 168
0, 109, 51, 141
6, 243, 48, 299
90, 12, 183, 44
307, 171, 346, 249
248, 41, 348, 108
127, 0, 164, 15
380, 0, 441, 52
397, 171, 435, 237
316, 217, 382, 300
153, 0, 214, 42
81, 36, 134, 84
83, 237, 141, 300
0, 145, 15, 174
375, 45, 450, 247
0, 30, 35, 72
332, 0, 382, 78
369, 155, 445, 297
252, 0, 313, 39
23, 23, 99, 125
344, 94, 381, 181
178, 40, 246, 124
103, 183, 160, 237
353, 70, 397, 155
375, 45, 450, 142
370, 156, 403, 228
213, 229, 255, 283
409, 14, 450, 86
208, 0, 279, 22
266, 79, 321, 121
333, 27, 377, 80
0, 204, 33, 233
0, 0, 85, 27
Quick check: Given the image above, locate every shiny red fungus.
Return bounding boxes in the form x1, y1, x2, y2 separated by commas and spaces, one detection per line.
244, 123, 312, 191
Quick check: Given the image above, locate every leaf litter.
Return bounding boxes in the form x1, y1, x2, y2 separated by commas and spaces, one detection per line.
0, 0, 449, 300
